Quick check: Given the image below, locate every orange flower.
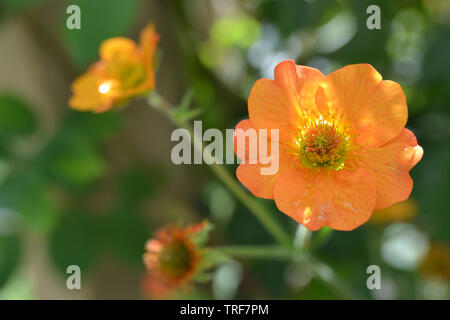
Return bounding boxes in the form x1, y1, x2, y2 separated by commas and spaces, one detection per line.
141, 274, 176, 300
234, 60, 423, 231
143, 222, 208, 286
420, 243, 450, 281
369, 199, 418, 225
69, 24, 159, 112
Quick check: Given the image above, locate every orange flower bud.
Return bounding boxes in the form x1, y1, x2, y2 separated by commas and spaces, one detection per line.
143, 221, 209, 287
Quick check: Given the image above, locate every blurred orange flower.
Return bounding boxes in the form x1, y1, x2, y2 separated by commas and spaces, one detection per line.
141, 274, 176, 300
369, 199, 418, 225
420, 243, 450, 281
69, 24, 159, 112
235, 60, 423, 231
143, 222, 208, 287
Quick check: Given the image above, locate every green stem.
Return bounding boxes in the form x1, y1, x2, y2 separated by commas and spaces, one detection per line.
215, 245, 359, 299
215, 245, 293, 260
293, 224, 312, 250
147, 93, 291, 246
208, 164, 290, 246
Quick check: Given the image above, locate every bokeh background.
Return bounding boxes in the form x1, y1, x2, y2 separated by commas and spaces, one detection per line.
0, 0, 449, 299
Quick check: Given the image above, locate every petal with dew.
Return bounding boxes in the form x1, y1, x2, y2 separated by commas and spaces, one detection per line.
273, 168, 377, 231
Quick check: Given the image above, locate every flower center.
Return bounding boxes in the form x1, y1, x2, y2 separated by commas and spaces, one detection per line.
295, 117, 350, 170
158, 240, 194, 279
107, 62, 147, 92
119, 64, 147, 90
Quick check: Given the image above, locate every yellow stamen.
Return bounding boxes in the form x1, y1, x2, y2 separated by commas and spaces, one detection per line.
294, 113, 351, 170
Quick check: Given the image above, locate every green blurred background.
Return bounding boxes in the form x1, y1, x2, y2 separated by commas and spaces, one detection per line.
0, 0, 448, 299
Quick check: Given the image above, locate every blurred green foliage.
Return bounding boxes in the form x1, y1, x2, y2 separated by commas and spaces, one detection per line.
0, 235, 21, 289
61, 0, 139, 69
0, 0, 49, 16
0, 95, 36, 138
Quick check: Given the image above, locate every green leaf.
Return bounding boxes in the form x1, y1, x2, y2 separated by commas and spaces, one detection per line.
178, 89, 194, 110
210, 14, 261, 49
0, 171, 57, 232
191, 221, 214, 247
103, 209, 150, 267
311, 226, 334, 251
118, 167, 164, 207
70, 111, 122, 143
170, 107, 204, 123
192, 272, 213, 284
0, 236, 21, 289
0, 94, 36, 137
41, 132, 106, 189
49, 211, 100, 274
196, 248, 230, 272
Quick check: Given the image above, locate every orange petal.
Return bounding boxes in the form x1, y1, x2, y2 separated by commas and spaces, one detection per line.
273, 168, 377, 231
99, 37, 140, 64
140, 24, 159, 66
69, 66, 113, 112
358, 128, 423, 209
248, 78, 294, 142
234, 119, 291, 199
236, 164, 279, 199
139, 24, 159, 90
326, 64, 408, 147
248, 60, 326, 141
273, 60, 326, 115
234, 119, 256, 162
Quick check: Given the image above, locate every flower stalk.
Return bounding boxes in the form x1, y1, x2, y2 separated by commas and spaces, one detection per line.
294, 224, 312, 250
215, 244, 360, 299
147, 92, 291, 246
214, 245, 293, 260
